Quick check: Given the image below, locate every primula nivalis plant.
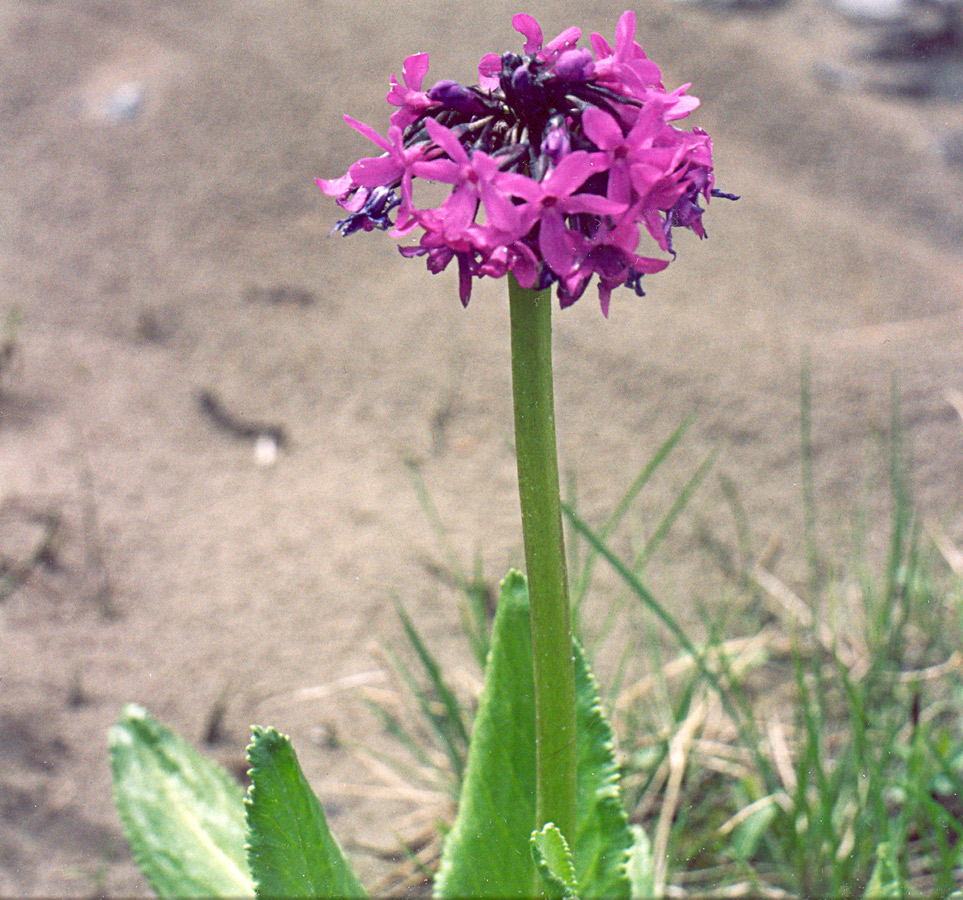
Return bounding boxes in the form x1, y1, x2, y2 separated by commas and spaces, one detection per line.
108, 13, 733, 900
319, 10, 733, 315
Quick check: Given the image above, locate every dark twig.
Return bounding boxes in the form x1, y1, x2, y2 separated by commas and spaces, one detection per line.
197, 390, 288, 448
0, 505, 62, 602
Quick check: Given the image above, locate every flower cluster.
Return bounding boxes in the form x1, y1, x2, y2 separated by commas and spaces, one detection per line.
319, 11, 734, 315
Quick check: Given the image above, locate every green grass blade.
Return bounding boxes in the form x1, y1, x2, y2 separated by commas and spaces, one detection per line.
395, 602, 470, 779
633, 448, 716, 572
862, 843, 903, 899
572, 418, 693, 608
405, 459, 466, 585
800, 361, 820, 598
567, 509, 741, 715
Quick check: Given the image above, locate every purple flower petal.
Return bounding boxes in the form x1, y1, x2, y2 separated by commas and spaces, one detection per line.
582, 107, 623, 151
544, 26, 581, 57
316, 173, 353, 197
344, 115, 393, 154
411, 158, 461, 183
542, 151, 608, 197
498, 172, 543, 204
403, 53, 430, 90
424, 118, 469, 166
349, 155, 403, 188
539, 208, 579, 276
512, 14, 543, 53
590, 32, 613, 59
614, 10, 636, 60
564, 193, 626, 217
477, 53, 501, 90
552, 48, 595, 82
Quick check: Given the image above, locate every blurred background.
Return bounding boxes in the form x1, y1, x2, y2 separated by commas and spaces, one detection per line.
2, 0, 963, 893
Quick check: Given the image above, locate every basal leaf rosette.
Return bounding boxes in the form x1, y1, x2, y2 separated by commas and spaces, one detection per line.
318, 10, 733, 315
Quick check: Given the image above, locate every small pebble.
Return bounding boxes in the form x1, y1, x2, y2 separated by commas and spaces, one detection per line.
105, 82, 145, 123
254, 434, 279, 468
824, 0, 910, 24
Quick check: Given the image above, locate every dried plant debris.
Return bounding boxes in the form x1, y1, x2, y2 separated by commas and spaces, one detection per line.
0, 307, 23, 394
243, 284, 316, 307
197, 389, 288, 449
135, 308, 168, 344
0, 500, 62, 602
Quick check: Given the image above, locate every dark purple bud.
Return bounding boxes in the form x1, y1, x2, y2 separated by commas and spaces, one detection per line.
511, 63, 535, 98
551, 48, 595, 82
625, 270, 647, 297
671, 196, 705, 235
333, 186, 400, 235
428, 80, 487, 115
500, 52, 524, 83
540, 115, 570, 165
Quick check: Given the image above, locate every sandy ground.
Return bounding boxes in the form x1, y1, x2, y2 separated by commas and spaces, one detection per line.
2, 0, 963, 894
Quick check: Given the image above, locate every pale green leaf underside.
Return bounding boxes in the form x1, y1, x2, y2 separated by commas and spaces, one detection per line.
627, 825, 656, 900
109, 703, 253, 898
245, 725, 366, 899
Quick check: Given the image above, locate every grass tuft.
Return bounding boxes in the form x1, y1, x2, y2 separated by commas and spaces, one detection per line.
371, 386, 963, 898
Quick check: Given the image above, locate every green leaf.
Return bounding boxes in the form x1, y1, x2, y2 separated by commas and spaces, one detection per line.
862, 843, 902, 899
434, 570, 538, 898
730, 797, 778, 861
626, 826, 655, 900
245, 726, 366, 899
531, 824, 578, 899
435, 571, 632, 899
109, 703, 254, 898
572, 641, 633, 899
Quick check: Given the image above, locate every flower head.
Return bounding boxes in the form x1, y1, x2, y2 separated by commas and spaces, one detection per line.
319, 10, 735, 315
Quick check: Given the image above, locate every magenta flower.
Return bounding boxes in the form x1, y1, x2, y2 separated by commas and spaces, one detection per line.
318, 10, 734, 314
386, 53, 438, 129
498, 152, 622, 278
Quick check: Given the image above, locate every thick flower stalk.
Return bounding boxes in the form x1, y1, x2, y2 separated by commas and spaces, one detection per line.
319, 10, 734, 316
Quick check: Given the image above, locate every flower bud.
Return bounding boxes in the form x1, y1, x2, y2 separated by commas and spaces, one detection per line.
551, 48, 594, 83
540, 115, 571, 165
428, 80, 487, 115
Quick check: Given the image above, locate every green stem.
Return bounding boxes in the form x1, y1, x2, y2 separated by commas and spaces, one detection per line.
508, 273, 577, 844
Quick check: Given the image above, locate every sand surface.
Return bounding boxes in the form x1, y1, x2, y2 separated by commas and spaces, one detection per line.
3, 0, 963, 893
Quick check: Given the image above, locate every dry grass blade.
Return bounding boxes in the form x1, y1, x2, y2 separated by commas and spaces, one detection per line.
369, 822, 443, 897
257, 669, 387, 708
653, 695, 708, 897
717, 793, 790, 839
926, 517, 963, 579
346, 748, 450, 806
896, 650, 962, 683
615, 629, 778, 714
765, 717, 797, 795
666, 880, 796, 899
